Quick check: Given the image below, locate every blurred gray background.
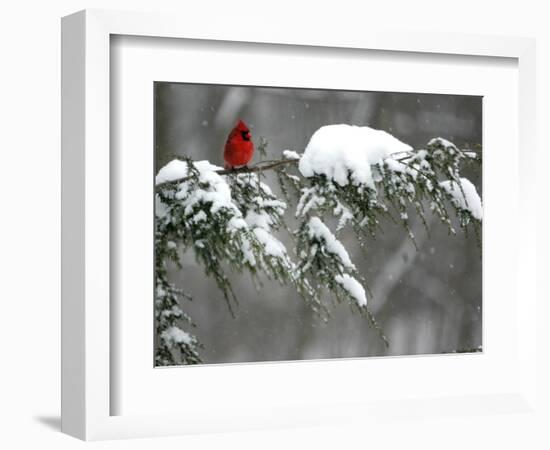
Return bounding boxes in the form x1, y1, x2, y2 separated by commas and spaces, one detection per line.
155, 82, 482, 364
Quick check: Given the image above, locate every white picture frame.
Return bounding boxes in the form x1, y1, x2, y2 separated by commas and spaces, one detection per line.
61, 9, 539, 441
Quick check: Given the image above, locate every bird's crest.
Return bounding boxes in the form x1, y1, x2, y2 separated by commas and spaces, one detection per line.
235, 119, 249, 132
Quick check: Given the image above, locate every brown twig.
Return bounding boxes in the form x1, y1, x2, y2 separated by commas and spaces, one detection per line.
155, 146, 479, 191
155, 158, 300, 190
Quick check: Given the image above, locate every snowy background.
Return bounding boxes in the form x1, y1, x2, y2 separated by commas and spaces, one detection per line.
155, 83, 482, 364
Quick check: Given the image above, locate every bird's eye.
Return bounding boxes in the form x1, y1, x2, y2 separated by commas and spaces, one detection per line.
241, 130, 250, 141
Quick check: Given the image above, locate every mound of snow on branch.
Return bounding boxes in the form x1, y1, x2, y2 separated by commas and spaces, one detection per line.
283, 150, 301, 160
307, 216, 355, 270
335, 274, 368, 307
439, 178, 483, 220
160, 326, 193, 346
244, 203, 288, 259
155, 159, 222, 185
299, 124, 412, 187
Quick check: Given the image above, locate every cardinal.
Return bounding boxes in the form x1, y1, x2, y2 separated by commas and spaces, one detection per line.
223, 119, 254, 169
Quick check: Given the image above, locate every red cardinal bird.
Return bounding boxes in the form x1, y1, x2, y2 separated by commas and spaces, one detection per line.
223, 120, 254, 169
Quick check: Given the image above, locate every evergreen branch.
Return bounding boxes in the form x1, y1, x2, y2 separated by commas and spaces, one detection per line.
155, 135, 482, 365
155, 145, 474, 191
156, 158, 300, 190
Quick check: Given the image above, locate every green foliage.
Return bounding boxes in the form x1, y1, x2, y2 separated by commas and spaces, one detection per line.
155, 204, 201, 365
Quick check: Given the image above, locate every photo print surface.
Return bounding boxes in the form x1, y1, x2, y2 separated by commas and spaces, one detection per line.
154, 82, 482, 366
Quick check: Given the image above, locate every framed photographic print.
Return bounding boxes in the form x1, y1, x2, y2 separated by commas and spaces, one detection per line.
62, 9, 539, 441
152, 82, 483, 367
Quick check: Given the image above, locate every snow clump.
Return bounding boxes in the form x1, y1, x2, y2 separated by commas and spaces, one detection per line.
439, 178, 483, 220
335, 274, 368, 307
299, 124, 412, 187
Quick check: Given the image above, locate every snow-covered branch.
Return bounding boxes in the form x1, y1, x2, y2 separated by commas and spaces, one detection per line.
155, 157, 300, 190
155, 124, 482, 365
